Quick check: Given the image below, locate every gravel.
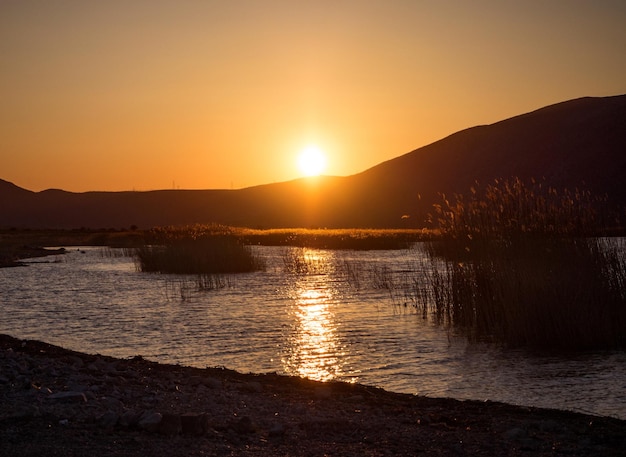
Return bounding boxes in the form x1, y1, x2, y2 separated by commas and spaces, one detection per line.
1, 334, 625, 456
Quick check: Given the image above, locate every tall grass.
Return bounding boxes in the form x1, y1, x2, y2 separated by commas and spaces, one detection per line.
424, 178, 626, 350
278, 246, 427, 307
164, 274, 233, 301
239, 227, 430, 250
281, 247, 334, 275
135, 224, 264, 274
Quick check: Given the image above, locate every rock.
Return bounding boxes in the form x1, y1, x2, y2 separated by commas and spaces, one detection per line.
67, 382, 89, 392
187, 376, 204, 386
314, 387, 332, 399
66, 356, 84, 368
16, 375, 32, 390
232, 416, 256, 434
240, 381, 263, 393
8, 404, 40, 419
138, 411, 162, 433
101, 396, 125, 411
141, 394, 158, 407
48, 391, 87, 403
98, 410, 119, 428
534, 419, 565, 433
83, 390, 97, 401
119, 409, 143, 427
268, 422, 287, 437
205, 377, 222, 389
87, 357, 118, 373
503, 427, 527, 440
518, 438, 541, 452
158, 413, 182, 436
180, 412, 210, 435
188, 376, 221, 389
88, 384, 101, 393
45, 366, 61, 377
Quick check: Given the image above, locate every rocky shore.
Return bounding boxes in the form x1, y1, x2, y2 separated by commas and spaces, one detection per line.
1, 334, 625, 456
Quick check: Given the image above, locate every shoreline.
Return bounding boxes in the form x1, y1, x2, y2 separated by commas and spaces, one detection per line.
0, 246, 67, 268
1, 334, 625, 456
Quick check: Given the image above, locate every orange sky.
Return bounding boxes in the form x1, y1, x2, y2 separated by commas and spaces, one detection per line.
1, 1, 625, 192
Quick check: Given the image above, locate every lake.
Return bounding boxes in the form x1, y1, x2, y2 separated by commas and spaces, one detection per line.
1, 245, 625, 419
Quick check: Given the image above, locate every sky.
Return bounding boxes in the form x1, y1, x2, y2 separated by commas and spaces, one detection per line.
1, 1, 625, 192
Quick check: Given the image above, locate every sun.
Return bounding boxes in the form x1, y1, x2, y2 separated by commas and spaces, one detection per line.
297, 145, 327, 177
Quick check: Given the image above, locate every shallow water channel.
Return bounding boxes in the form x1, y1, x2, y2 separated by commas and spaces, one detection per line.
1, 245, 625, 419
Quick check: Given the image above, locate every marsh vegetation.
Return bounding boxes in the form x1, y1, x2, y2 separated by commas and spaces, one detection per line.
135, 225, 265, 275
421, 178, 626, 349
132, 225, 263, 295
127, 178, 626, 350
7, 177, 623, 351
239, 227, 428, 250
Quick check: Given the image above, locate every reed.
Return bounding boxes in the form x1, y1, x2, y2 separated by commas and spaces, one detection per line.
279, 246, 416, 303
424, 178, 626, 349
135, 225, 264, 274
164, 274, 232, 301
281, 247, 331, 275
239, 227, 430, 250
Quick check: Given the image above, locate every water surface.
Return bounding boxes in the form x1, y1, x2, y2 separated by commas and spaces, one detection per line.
1, 246, 624, 419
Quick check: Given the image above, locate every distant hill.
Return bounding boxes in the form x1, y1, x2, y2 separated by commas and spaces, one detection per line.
1, 95, 625, 229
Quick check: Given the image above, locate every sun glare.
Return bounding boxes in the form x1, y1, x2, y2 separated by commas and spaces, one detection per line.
297, 145, 327, 177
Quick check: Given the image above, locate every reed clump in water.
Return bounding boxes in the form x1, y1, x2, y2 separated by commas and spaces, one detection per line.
426, 178, 626, 349
281, 247, 333, 275
135, 224, 264, 274
240, 228, 429, 250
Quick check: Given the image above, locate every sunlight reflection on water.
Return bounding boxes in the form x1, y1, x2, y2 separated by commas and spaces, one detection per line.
284, 275, 343, 382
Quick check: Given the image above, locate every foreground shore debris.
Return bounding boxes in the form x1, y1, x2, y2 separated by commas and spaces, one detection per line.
1, 334, 625, 456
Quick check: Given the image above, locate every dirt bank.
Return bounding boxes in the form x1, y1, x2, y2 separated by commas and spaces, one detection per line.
1, 334, 624, 456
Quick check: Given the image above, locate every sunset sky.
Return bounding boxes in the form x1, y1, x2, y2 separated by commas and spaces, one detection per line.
1, 1, 625, 192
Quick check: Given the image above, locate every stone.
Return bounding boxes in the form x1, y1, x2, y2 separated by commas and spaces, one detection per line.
48, 391, 87, 403
204, 377, 222, 389
119, 409, 143, 427
67, 356, 84, 368
503, 427, 527, 440
158, 413, 182, 436
141, 394, 158, 407
187, 376, 204, 386
240, 381, 263, 393
83, 390, 97, 401
138, 411, 163, 433
16, 375, 32, 390
101, 396, 125, 411
534, 419, 565, 433
98, 410, 119, 428
268, 422, 287, 437
232, 416, 256, 434
181, 412, 210, 435
68, 382, 89, 392
314, 387, 332, 399
9, 404, 40, 419
45, 366, 61, 377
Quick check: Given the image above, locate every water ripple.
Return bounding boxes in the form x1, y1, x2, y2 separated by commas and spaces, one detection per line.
1, 246, 625, 419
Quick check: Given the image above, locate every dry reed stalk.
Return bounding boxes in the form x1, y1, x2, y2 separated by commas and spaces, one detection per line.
424, 178, 626, 349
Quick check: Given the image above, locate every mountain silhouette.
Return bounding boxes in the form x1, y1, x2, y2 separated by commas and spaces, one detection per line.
1, 94, 625, 229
